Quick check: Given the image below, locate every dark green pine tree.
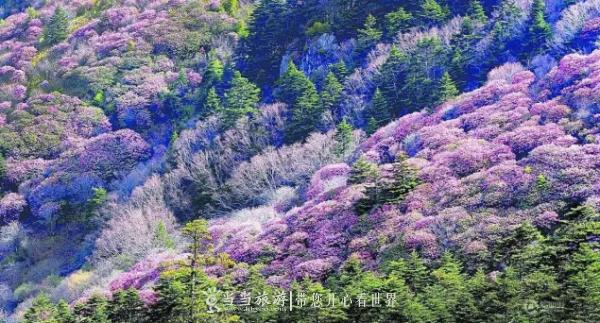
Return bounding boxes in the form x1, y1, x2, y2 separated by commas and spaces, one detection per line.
382, 153, 420, 204
204, 57, 224, 86
182, 219, 212, 322
321, 72, 343, 112
419, 0, 448, 26
467, 0, 487, 23
348, 157, 378, 185
490, 0, 525, 60
438, 71, 460, 103
330, 60, 349, 81
43, 6, 69, 46
402, 37, 447, 112
56, 300, 75, 323
151, 220, 216, 323
448, 15, 486, 91
528, 0, 552, 55
222, 71, 260, 128
365, 88, 391, 134
203, 87, 222, 116
108, 288, 147, 323
276, 62, 322, 144
23, 294, 63, 323
73, 294, 110, 323
449, 47, 467, 90
385, 7, 413, 39
404, 251, 431, 293
466, 269, 502, 322
376, 45, 409, 115
563, 245, 600, 322
366, 117, 379, 135
242, 0, 294, 85
424, 252, 477, 322
357, 14, 383, 52
334, 118, 354, 157
150, 270, 191, 323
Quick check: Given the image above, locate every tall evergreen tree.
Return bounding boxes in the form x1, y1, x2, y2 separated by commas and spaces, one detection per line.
404, 251, 431, 293
330, 60, 349, 80
385, 7, 413, 38
419, 0, 448, 26
357, 14, 383, 52
438, 71, 460, 103
381, 153, 420, 204
365, 88, 391, 134
222, 71, 260, 127
56, 300, 74, 323
73, 295, 110, 323
467, 0, 487, 23
401, 37, 447, 112
366, 117, 379, 135
182, 219, 212, 323
275, 62, 322, 143
42, 6, 69, 46
204, 57, 224, 86
203, 87, 222, 116
348, 157, 378, 185
108, 289, 147, 323
222, 0, 239, 16
376, 46, 409, 115
242, 0, 295, 84
23, 294, 62, 323
527, 0, 552, 55
321, 72, 343, 112
425, 252, 476, 322
334, 118, 354, 157
490, 0, 526, 61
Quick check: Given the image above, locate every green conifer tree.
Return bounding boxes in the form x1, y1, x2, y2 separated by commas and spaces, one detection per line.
385, 7, 413, 38
366, 117, 379, 135
528, 0, 552, 54
366, 88, 391, 132
155, 221, 175, 249
438, 71, 460, 103
334, 118, 354, 157
376, 46, 409, 115
357, 14, 383, 51
242, 0, 294, 84
276, 62, 322, 143
43, 6, 69, 46
419, 0, 448, 25
56, 300, 75, 323
348, 157, 378, 185
321, 72, 343, 112
204, 57, 224, 85
182, 219, 212, 322
404, 251, 430, 293
108, 289, 147, 323
23, 294, 60, 323
330, 60, 349, 80
467, 0, 487, 23
203, 87, 222, 116
222, 71, 260, 128
73, 294, 110, 323
382, 153, 420, 204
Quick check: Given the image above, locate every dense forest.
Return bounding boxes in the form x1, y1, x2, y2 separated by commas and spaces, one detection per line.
0, 0, 599, 322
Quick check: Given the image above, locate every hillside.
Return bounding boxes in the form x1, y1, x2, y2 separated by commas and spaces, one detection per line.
0, 0, 599, 322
